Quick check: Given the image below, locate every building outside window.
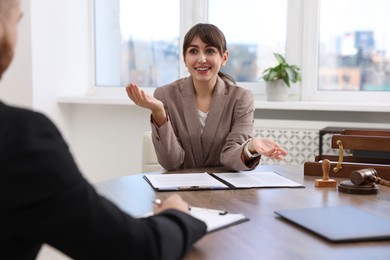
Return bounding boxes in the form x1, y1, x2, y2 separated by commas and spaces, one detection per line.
318, 0, 390, 92
208, 0, 287, 83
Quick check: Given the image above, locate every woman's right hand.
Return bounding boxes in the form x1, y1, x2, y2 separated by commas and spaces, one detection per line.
125, 83, 167, 126
125, 83, 163, 111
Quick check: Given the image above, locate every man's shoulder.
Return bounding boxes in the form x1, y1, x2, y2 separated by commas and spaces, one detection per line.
0, 101, 53, 128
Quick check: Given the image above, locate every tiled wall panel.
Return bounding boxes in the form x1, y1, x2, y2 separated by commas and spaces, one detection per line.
254, 128, 339, 165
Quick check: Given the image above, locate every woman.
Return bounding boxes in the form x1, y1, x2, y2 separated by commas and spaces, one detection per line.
126, 23, 287, 171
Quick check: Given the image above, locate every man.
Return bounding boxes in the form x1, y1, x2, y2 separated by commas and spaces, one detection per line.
0, 0, 206, 259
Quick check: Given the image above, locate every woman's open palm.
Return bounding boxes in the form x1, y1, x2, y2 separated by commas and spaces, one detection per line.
126, 83, 163, 111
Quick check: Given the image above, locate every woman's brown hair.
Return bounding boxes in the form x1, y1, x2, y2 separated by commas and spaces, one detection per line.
183, 23, 236, 84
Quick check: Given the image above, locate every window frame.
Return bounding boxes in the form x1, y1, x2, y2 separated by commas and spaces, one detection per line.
89, 0, 390, 105
300, 0, 390, 103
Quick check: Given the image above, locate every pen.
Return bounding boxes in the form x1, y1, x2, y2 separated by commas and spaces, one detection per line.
152, 198, 162, 206
177, 186, 212, 190
190, 206, 228, 215
152, 199, 228, 215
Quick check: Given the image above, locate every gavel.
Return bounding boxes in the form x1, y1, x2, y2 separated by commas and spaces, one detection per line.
350, 168, 390, 187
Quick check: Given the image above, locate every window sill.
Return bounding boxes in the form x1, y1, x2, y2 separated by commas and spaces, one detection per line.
253, 100, 390, 113
57, 94, 390, 113
57, 94, 131, 105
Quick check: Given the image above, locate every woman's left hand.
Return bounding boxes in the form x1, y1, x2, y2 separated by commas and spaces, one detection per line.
250, 137, 287, 160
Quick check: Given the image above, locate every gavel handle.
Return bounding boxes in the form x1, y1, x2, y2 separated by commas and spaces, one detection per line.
375, 177, 390, 187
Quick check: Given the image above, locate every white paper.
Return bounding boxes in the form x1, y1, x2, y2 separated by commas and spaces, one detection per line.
142, 206, 248, 232
144, 173, 229, 190
190, 207, 248, 232
213, 171, 303, 188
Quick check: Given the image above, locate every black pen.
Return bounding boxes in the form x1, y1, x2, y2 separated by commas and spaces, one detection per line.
190, 206, 228, 215
152, 199, 228, 215
177, 186, 212, 190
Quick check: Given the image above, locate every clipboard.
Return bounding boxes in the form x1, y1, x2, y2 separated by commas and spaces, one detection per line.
143, 173, 229, 191
143, 171, 304, 191
189, 206, 249, 233
141, 205, 249, 233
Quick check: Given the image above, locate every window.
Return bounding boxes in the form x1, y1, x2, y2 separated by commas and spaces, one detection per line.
208, 0, 287, 83
94, 0, 287, 89
318, 0, 390, 92
94, 0, 179, 87
93, 0, 390, 104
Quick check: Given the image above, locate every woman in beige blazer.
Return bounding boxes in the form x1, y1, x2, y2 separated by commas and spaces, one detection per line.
126, 23, 286, 171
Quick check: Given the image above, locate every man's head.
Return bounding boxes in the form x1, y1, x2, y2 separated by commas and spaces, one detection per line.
0, 0, 21, 79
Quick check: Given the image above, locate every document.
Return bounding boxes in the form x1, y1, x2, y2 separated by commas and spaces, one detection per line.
144, 173, 229, 191
144, 171, 303, 191
211, 171, 304, 188
190, 206, 249, 232
142, 206, 249, 233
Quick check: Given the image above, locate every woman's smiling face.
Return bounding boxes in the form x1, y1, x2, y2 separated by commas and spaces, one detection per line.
184, 36, 228, 85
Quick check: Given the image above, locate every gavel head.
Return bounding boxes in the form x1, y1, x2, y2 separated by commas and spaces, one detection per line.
350, 168, 377, 185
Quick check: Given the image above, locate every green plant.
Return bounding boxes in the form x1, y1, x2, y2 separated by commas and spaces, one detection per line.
262, 53, 301, 87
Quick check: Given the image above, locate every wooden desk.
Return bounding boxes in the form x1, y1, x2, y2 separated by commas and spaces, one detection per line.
94, 165, 390, 260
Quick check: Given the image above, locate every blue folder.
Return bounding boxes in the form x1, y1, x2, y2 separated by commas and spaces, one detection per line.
275, 205, 390, 242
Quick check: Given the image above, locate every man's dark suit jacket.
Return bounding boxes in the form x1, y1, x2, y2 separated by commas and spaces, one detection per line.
0, 101, 206, 259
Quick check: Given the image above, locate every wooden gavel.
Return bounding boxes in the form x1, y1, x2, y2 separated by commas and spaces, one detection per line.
350, 168, 390, 187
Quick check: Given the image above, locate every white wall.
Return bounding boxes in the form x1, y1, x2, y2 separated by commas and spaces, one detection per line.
30, 0, 92, 139
1, 0, 389, 184
27, 0, 152, 182
67, 104, 151, 182
0, 0, 32, 108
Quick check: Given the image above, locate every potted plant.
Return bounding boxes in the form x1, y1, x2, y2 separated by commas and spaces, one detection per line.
262, 53, 301, 101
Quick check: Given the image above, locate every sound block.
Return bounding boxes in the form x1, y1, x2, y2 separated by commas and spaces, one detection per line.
338, 180, 379, 195
315, 178, 337, 188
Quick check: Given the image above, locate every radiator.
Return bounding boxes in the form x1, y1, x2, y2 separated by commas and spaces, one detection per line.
254, 127, 339, 165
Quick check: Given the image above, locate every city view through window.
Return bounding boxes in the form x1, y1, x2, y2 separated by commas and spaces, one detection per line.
319, 0, 390, 91
95, 0, 286, 87
95, 0, 390, 94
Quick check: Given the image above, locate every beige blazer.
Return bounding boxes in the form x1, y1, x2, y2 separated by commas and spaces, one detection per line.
151, 76, 260, 171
